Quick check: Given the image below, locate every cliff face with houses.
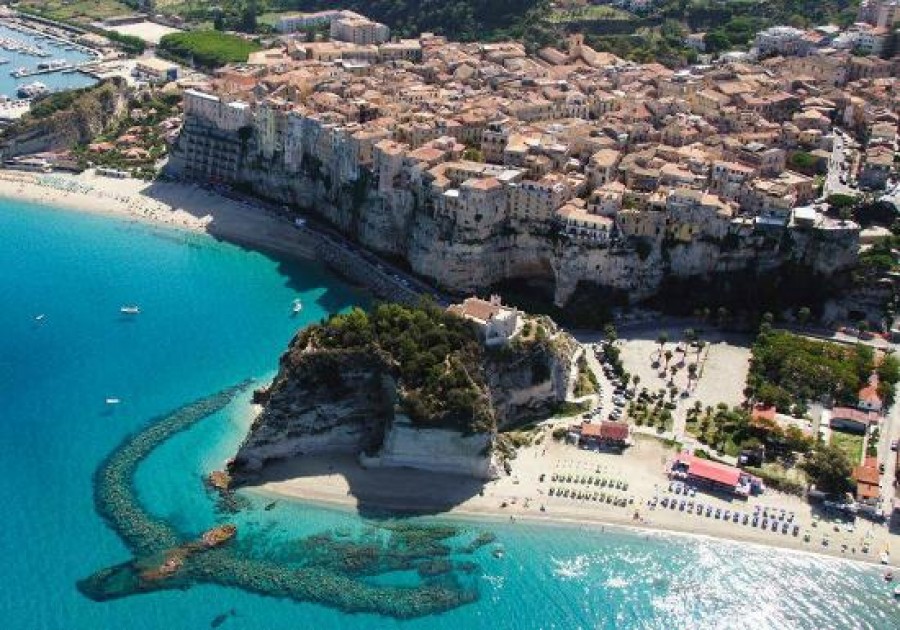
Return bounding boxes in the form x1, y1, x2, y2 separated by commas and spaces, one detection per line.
168, 78, 860, 307
228, 304, 578, 482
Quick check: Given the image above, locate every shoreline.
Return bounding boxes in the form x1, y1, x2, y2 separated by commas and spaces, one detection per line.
0, 169, 319, 264
247, 482, 899, 572
247, 484, 893, 573
237, 447, 899, 572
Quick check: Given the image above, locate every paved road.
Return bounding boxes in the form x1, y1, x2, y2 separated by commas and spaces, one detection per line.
823, 131, 860, 199
879, 384, 900, 517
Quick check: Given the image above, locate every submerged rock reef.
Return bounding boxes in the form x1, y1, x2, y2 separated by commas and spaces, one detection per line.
228, 303, 577, 483
79, 383, 493, 618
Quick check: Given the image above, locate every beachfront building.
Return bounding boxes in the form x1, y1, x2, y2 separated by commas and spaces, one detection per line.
670, 454, 753, 496
570, 421, 632, 449
852, 457, 881, 510
447, 295, 522, 346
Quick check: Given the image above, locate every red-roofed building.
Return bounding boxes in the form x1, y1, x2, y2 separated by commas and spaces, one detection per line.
857, 373, 883, 413
852, 456, 880, 507
572, 420, 632, 448
830, 407, 882, 434
670, 454, 751, 496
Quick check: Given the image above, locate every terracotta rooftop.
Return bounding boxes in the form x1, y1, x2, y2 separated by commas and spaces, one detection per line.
675, 454, 742, 487
447, 297, 503, 323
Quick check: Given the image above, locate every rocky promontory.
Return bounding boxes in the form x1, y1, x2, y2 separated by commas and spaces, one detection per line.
228, 303, 577, 482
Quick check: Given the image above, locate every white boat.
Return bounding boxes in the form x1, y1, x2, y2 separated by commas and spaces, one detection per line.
120, 306, 140, 315
881, 552, 890, 565
16, 81, 49, 98
34, 313, 45, 321
292, 299, 303, 314
105, 398, 121, 405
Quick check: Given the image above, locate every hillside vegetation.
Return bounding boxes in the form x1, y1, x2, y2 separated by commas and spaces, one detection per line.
1, 78, 129, 157
297, 302, 494, 433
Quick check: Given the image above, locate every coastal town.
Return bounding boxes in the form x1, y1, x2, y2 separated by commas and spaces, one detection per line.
1, 0, 900, 613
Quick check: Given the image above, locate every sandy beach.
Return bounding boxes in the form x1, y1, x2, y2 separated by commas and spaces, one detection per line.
245, 431, 900, 570
3, 167, 896, 571
0, 169, 318, 262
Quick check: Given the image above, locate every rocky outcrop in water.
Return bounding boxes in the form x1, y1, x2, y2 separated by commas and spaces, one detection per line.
228, 304, 577, 482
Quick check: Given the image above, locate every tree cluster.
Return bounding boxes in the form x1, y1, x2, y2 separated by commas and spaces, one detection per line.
158, 31, 262, 69
303, 302, 494, 433
747, 330, 874, 411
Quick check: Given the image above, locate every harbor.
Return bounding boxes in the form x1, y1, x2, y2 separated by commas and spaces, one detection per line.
0, 15, 100, 109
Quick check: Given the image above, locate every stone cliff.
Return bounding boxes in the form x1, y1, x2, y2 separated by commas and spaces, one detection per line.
0, 78, 129, 159
228, 304, 577, 482
168, 115, 859, 310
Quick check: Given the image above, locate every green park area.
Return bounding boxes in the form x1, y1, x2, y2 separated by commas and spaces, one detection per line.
158, 30, 262, 69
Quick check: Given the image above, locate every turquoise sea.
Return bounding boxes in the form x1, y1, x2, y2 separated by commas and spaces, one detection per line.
1, 198, 898, 629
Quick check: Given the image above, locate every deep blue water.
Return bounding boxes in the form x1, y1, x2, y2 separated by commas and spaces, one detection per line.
1, 198, 899, 629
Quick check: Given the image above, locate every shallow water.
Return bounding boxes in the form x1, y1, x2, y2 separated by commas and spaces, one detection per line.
1, 198, 897, 629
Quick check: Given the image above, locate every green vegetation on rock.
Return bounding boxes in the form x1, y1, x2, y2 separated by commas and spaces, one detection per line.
298, 302, 494, 433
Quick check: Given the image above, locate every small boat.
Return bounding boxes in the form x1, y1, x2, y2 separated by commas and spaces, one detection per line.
120, 306, 140, 315
881, 552, 891, 565
105, 398, 121, 405
885, 570, 894, 582
894, 586, 900, 598
34, 313, 45, 321
292, 299, 303, 314
492, 547, 504, 559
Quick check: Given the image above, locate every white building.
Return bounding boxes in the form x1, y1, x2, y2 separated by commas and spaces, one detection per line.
754, 26, 810, 57
447, 296, 522, 346
276, 10, 364, 34
182, 89, 250, 131
330, 16, 390, 45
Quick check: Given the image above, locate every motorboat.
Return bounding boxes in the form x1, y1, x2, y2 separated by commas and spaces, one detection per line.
17, 81, 49, 98
105, 398, 121, 405
34, 313, 45, 321
292, 299, 303, 314
120, 306, 140, 315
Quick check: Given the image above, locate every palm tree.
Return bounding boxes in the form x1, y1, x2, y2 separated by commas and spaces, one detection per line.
663, 349, 673, 371
656, 332, 668, 362
632, 375, 641, 390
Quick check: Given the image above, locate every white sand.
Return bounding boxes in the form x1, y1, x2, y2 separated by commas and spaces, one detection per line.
0, 169, 317, 261
246, 431, 900, 569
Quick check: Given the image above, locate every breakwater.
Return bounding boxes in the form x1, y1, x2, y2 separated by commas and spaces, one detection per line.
78, 383, 488, 618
